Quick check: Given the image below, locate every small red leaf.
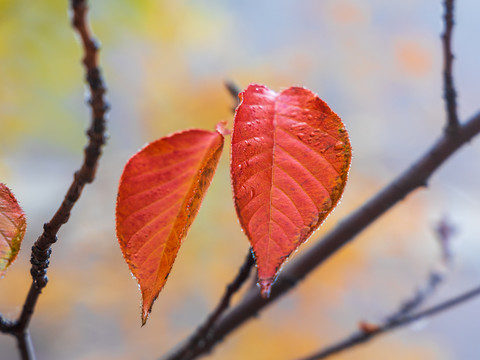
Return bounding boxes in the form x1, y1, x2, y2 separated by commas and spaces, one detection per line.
116, 127, 224, 324
231, 84, 351, 297
0, 183, 26, 277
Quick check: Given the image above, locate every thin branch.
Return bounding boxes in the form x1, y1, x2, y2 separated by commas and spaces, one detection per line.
1, 1, 108, 359
297, 284, 480, 360
165, 249, 255, 360
162, 109, 480, 359
385, 270, 444, 324
16, 331, 35, 360
442, 0, 459, 132
16, 0, 108, 330
384, 217, 455, 323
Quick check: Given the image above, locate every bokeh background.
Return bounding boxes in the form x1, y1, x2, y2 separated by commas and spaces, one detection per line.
1, 1, 480, 359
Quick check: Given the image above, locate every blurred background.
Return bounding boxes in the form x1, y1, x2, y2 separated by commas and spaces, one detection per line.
1, 0, 480, 359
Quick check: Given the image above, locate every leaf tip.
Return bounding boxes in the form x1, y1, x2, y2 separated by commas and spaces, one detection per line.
141, 305, 150, 327
259, 279, 273, 299
141, 289, 157, 326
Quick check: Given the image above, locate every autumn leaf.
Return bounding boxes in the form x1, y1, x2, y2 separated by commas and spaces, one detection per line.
116, 125, 226, 325
0, 183, 26, 277
231, 84, 351, 297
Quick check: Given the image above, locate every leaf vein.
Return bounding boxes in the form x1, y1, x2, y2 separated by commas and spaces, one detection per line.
277, 126, 341, 178
121, 170, 193, 204
276, 142, 337, 192
274, 163, 325, 211
121, 188, 184, 235
126, 156, 201, 182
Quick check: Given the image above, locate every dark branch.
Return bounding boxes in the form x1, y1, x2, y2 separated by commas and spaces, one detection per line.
16, 331, 35, 360
1, 1, 108, 359
297, 284, 480, 360
16, 0, 108, 330
165, 249, 255, 360
162, 110, 480, 359
442, 0, 459, 132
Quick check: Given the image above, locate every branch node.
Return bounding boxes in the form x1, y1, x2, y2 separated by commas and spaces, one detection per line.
30, 245, 52, 289
86, 68, 104, 90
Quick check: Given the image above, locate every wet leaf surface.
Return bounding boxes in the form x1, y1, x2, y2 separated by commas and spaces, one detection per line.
231, 84, 351, 297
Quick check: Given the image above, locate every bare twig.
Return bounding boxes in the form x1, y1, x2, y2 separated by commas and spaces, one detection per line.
162, 109, 480, 359
16, 331, 35, 360
384, 217, 456, 323
385, 271, 444, 324
0, 1, 108, 359
296, 284, 480, 360
442, 0, 459, 132
165, 249, 255, 360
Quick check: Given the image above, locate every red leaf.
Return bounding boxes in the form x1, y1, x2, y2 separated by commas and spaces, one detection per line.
116, 126, 225, 324
231, 85, 351, 297
0, 183, 26, 277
